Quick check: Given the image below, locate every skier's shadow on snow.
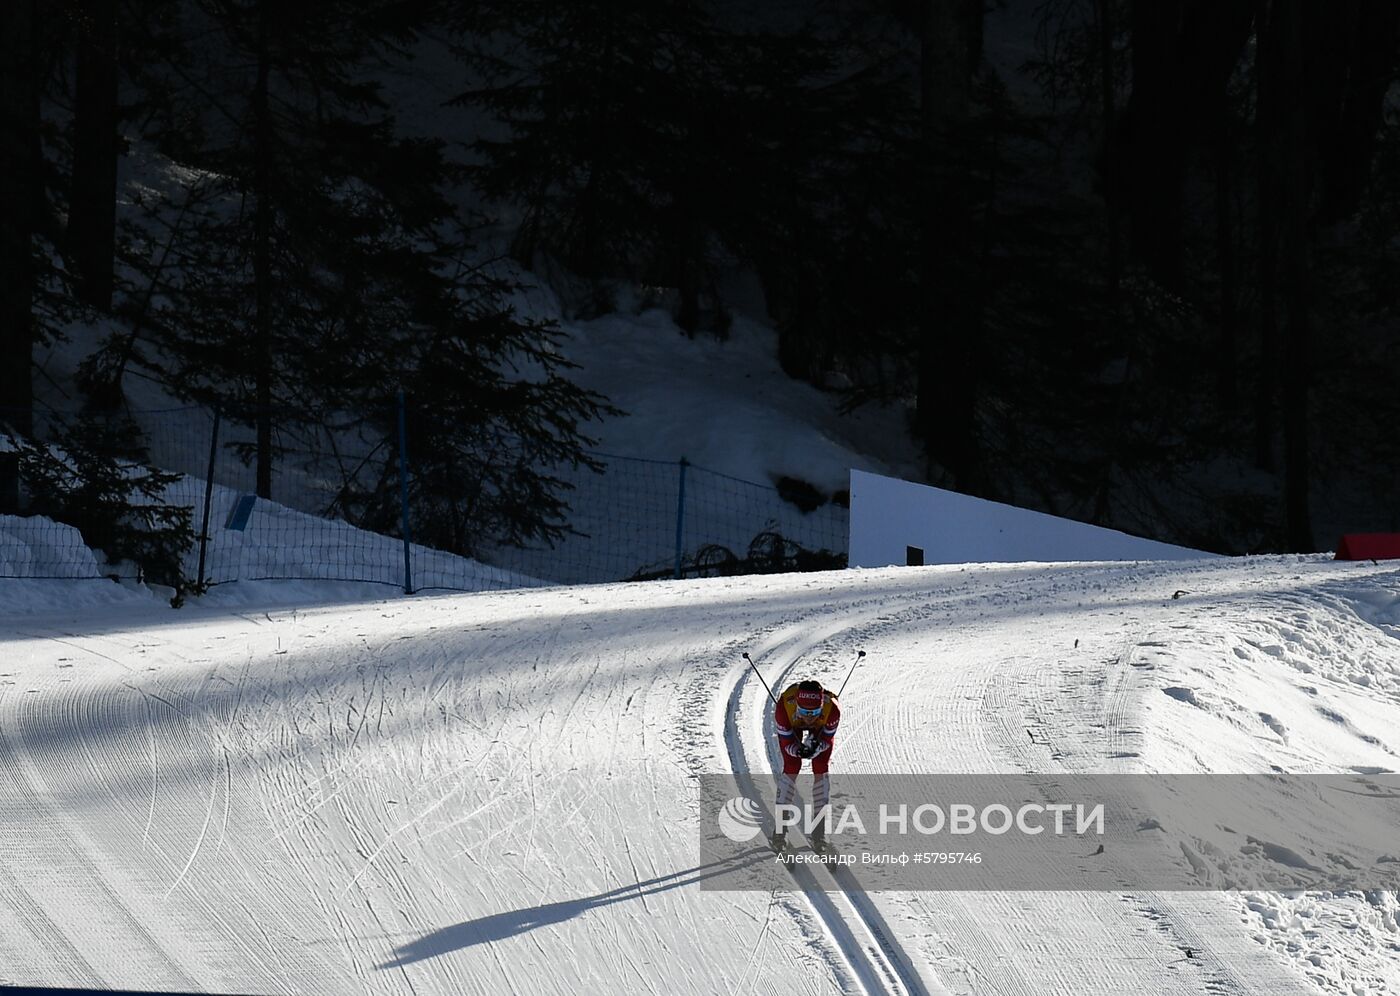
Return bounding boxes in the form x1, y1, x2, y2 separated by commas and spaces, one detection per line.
377, 849, 770, 969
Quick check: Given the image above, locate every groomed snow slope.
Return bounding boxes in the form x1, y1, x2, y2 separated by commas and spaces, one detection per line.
2, 557, 1399, 995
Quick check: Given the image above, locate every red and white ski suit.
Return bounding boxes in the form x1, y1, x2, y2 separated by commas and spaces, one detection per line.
774, 684, 840, 814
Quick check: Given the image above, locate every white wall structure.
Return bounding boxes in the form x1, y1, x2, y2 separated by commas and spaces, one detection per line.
848, 469, 1214, 567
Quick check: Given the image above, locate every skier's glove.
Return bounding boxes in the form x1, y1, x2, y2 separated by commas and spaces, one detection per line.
809, 738, 831, 757
782, 740, 805, 758
798, 739, 817, 758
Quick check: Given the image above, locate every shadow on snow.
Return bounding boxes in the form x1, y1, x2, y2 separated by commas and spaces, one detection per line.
376, 850, 770, 969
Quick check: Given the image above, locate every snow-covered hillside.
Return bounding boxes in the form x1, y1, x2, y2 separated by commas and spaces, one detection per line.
3, 556, 1398, 995
31, 270, 914, 588
26, 50, 916, 590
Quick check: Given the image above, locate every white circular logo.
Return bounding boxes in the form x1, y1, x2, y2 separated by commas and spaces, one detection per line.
717, 796, 765, 842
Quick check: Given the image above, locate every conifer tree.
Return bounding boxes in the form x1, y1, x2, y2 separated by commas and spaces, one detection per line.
452, 0, 900, 347
0, 0, 43, 511
99, 0, 610, 554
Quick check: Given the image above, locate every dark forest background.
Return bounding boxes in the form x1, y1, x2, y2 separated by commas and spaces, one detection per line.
2, 0, 1399, 563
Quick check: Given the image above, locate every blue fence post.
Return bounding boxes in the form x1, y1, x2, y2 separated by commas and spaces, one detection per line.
396, 389, 414, 595
195, 406, 221, 591
674, 457, 688, 579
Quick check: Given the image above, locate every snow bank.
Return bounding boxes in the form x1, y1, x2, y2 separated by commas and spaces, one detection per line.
0, 514, 105, 579
167, 476, 544, 593
562, 310, 916, 493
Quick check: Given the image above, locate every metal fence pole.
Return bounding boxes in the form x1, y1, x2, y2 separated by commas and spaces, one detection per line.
397, 389, 414, 595
673, 457, 688, 579
196, 407, 221, 591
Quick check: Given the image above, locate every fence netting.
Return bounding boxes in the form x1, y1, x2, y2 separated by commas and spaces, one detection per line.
0, 404, 849, 595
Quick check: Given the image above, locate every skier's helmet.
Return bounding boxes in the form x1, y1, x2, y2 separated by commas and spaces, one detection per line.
795, 680, 824, 717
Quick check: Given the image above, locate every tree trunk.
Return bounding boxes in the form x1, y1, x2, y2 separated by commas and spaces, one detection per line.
1274, 0, 1313, 550
916, 0, 981, 491
676, 249, 700, 336
1123, 0, 1186, 289
1214, 112, 1238, 411
675, 125, 703, 337
1097, 0, 1122, 300
1112, 1, 1255, 291
0, 0, 40, 511
67, 0, 119, 312
253, 0, 274, 500
1253, 0, 1278, 472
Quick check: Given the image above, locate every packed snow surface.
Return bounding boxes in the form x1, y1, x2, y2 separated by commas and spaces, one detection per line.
2, 556, 1400, 994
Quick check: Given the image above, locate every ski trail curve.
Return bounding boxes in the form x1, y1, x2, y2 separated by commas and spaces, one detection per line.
760, 628, 942, 996
719, 615, 943, 996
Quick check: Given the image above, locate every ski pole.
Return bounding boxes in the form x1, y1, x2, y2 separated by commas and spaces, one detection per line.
836, 650, 866, 698
741, 652, 779, 705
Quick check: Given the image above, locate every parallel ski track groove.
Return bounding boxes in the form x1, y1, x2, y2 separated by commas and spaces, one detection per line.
719, 623, 871, 994
0, 705, 202, 992
764, 631, 939, 996
23, 630, 331, 994
0, 851, 104, 988
719, 606, 939, 996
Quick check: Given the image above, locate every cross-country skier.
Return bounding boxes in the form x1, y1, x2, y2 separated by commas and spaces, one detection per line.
770, 679, 840, 851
